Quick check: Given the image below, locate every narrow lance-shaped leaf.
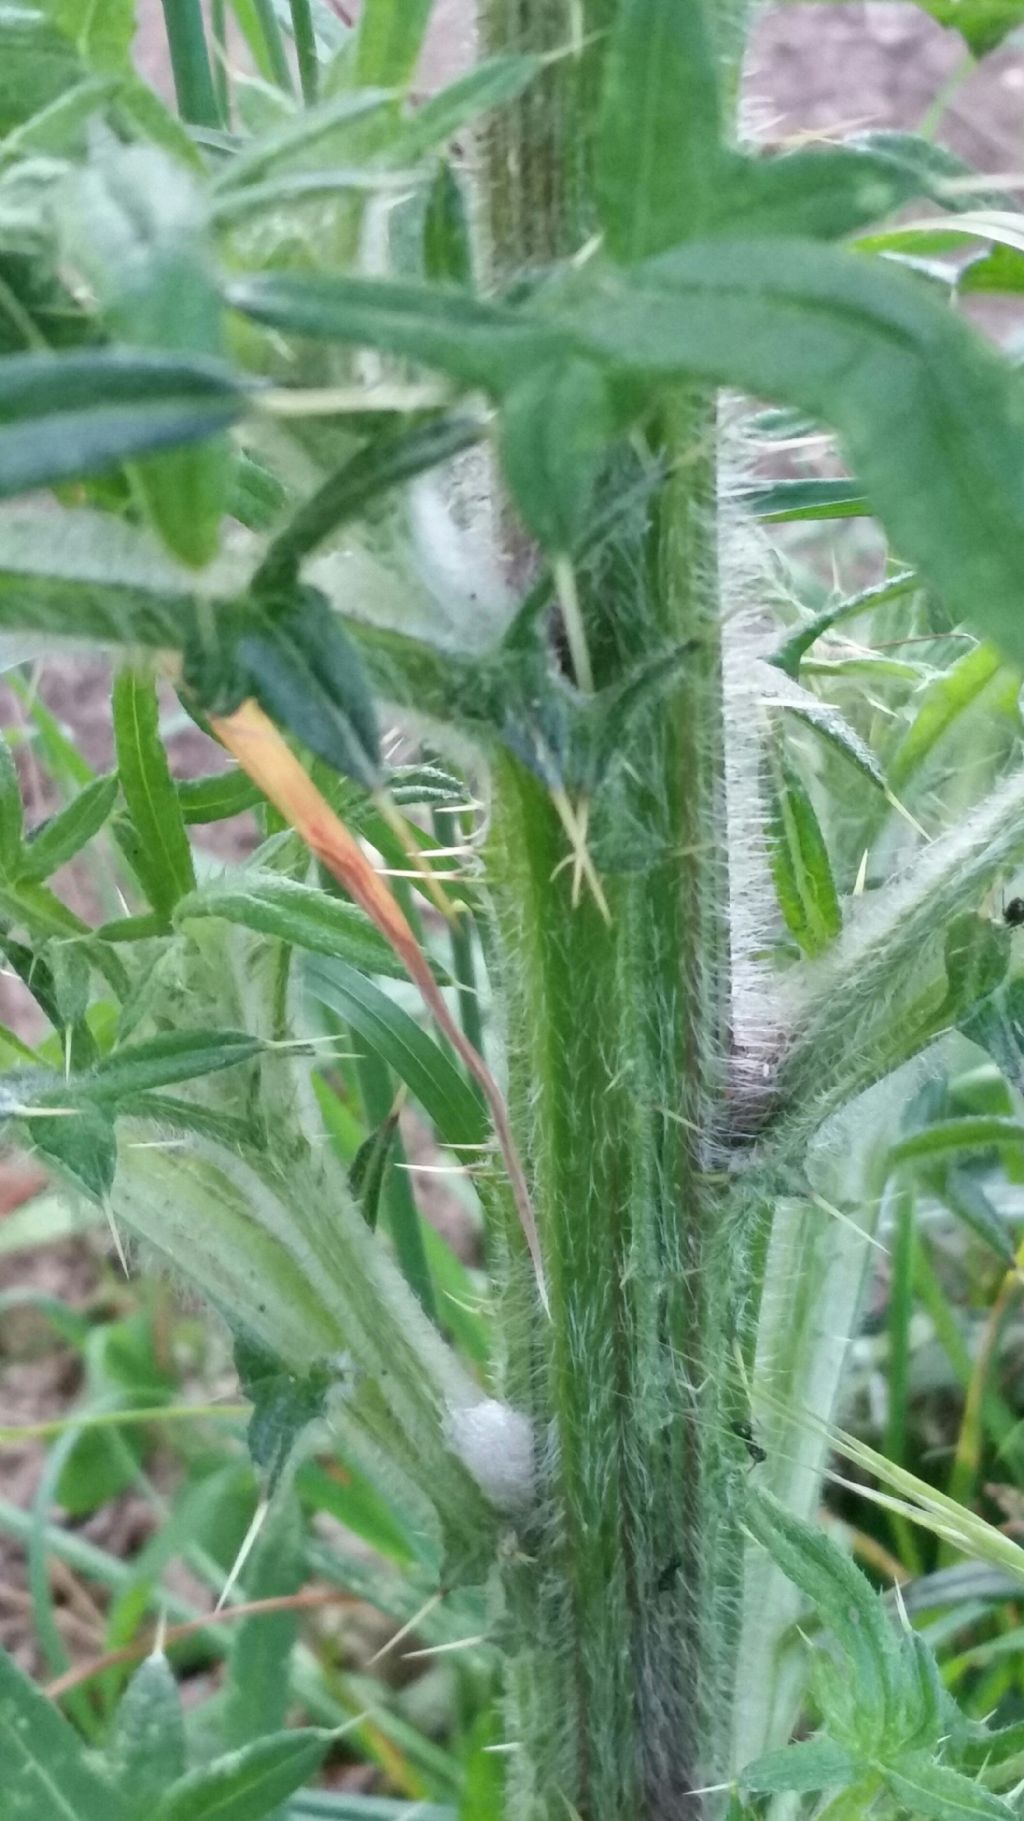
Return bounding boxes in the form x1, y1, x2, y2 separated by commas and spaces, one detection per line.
392, 52, 541, 161
107, 1652, 186, 1806
0, 729, 23, 876
349, 1106, 401, 1231
355, 0, 432, 85
151, 1729, 333, 1821
0, 508, 203, 651
424, 161, 473, 288
29, 1105, 118, 1204
253, 416, 483, 597
940, 912, 1010, 1021
21, 773, 118, 882
0, 350, 246, 502
740, 1738, 862, 1797
233, 588, 382, 790
176, 770, 262, 825
175, 874, 409, 978
770, 571, 918, 678
0, 1640, 130, 1821
596, 0, 724, 259
888, 642, 1009, 793
889, 1115, 1024, 1169
227, 270, 570, 397
308, 957, 486, 1149
222, 1496, 305, 1747
210, 88, 396, 194
113, 668, 195, 921
762, 738, 841, 957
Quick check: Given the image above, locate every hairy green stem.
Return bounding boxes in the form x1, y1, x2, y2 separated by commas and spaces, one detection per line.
476, 5, 760, 1815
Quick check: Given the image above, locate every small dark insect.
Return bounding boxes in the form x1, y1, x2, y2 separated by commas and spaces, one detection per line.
656, 1556, 681, 1593
730, 1419, 767, 1467
1006, 898, 1024, 928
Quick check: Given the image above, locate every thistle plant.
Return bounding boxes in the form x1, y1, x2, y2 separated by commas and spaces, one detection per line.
4, 2, 1024, 1819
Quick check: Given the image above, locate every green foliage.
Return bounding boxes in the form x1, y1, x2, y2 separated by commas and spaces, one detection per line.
3, 4, 1024, 1820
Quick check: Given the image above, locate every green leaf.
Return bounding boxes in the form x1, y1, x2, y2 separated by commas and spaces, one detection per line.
392, 53, 540, 162
287, 1800, 455, 1820
0, 728, 24, 875
81, 1029, 265, 1101
223, 1496, 304, 1747
152, 1730, 332, 1821
0, 1640, 128, 1821
108, 1652, 186, 1806
896, 0, 1024, 54
234, 588, 382, 788
942, 1165, 1017, 1268
234, 1336, 331, 1493
212, 88, 394, 193
0, 350, 246, 502
888, 643, 1008, 792
714, 145, 937, 243
37, 0, 135, 72
770, 571, 919, 678
0, 8, 82, 134
564, 239, 1024, 664
306, 958, 487, 1148
113, 668, 195, 921
177, 770, 263, 824
28, 1104, 117, 1202
744, 1488, 898, 1747
771, 695, 888, 796
22, 774, 118, 881
889, 1116, 1024, 1170
349, 1107, 400, 1231
500, 359, 617, 552
355, 0, 431, 86
423, 162, 472, 289
741, 1738, 861, 1796
596, 0, 723, 260
227, 272, 569, 397
176, 873, 406, 977
941, 913, 1010, 1019
763, 739, 841, 957
959, 241, 1024, 294
0, 876, 87, 940
741, 478, 868, 523
61, 143, 231, 565
0, 508, 205, 650
254, 416, 483, 596
881, 1755, 1015, 1820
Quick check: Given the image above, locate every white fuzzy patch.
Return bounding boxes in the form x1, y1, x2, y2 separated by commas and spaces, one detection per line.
446, 1397, 535, 1512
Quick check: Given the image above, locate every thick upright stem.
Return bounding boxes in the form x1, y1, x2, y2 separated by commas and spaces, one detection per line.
478, 6, 758, 1813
